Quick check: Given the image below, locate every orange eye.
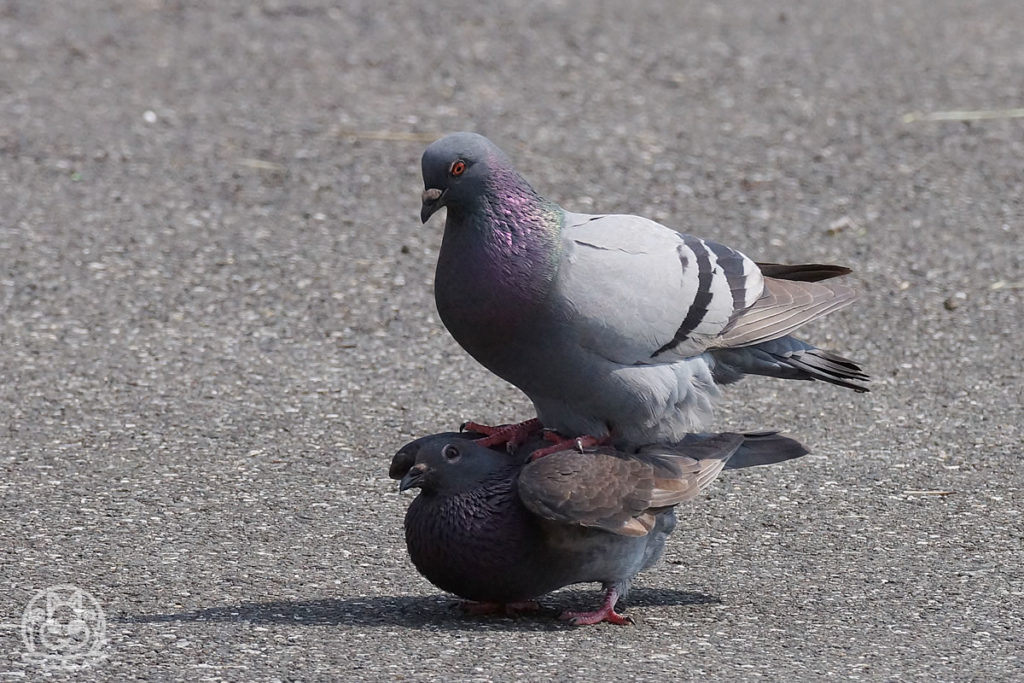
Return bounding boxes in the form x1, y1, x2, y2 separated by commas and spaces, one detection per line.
449, 160, 466, 177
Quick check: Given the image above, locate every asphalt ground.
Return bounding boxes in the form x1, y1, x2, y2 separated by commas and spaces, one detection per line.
1, 1, 1021, 680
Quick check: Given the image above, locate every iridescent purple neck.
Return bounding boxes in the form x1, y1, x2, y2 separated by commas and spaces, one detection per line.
435, 165, 562, 339
480, 169, 559, 252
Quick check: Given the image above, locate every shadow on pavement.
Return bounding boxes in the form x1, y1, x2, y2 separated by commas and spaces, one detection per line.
119, 588, 719, 631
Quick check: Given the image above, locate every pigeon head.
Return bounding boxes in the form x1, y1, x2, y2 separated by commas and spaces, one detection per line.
420, 132, 532, 223
397, 437, 512, 495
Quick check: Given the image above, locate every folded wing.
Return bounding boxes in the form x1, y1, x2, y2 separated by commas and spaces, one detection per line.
517, 433, 745, 537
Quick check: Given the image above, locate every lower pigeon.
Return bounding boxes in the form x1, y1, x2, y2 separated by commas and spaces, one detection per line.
391, 429, 808, 625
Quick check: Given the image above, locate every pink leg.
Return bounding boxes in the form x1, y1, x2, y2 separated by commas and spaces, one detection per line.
529, 432, 608, 460
462, 418, 543, 452
559, 586, 634, 626
460, 600, 541, 616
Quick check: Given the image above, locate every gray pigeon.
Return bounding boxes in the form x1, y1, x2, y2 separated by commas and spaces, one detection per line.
420, 133, 868, 450
391, 430, 809, 625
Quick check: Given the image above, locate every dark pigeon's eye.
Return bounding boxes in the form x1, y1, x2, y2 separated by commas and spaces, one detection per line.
442, 444, 461, 461
449, 160, 466, 177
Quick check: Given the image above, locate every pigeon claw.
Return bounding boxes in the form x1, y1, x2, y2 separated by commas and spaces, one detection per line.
529, 433, 606, 460
463, 418, 543, 453
559, 606, 634, 626
559, 584, 632, 625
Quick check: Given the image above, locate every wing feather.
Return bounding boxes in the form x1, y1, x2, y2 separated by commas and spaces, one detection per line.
713, 277, 857, 348
557, 213, 762, 362
517, 433, 743, 536
554, 212, 857, 361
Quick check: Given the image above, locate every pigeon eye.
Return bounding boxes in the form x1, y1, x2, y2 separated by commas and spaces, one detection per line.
442, 444, 461, 461
449, 160, 467, 177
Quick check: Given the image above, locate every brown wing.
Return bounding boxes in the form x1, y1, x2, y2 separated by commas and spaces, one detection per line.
517, 434, 744, 537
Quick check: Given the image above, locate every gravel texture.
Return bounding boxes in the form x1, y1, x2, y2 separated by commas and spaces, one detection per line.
1, 0, 1021, 680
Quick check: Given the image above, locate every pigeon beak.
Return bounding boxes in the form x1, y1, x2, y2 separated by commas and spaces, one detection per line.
420, 188, 445, 223
399, 463, 429, 491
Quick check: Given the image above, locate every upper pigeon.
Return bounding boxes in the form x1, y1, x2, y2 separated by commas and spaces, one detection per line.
420, 133, 868, 449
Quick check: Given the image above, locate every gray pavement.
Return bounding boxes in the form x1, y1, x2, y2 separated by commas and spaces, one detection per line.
1, 0, 1021, 680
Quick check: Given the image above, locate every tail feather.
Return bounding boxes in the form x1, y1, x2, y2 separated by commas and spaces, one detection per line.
784, 348, 870, 391
674, 431, 810, 469
726, 431, 810, 469
709, 335, 870, 392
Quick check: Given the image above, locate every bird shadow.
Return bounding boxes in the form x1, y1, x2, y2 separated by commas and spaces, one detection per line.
119, 588, 719, 632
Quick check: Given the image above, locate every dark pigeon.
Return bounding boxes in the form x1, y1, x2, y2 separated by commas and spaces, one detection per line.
390, 430, 808, 625
419, 132, 868, 453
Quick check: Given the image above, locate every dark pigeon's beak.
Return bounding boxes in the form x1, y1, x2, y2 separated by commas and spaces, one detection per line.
421, 188, 445, 223
399, 463, 429, 491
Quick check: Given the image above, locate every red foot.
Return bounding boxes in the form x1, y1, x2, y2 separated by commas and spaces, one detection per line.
459, 600, 541, 617
462, 418, 542, 453
559, 586, 633, 626
529, 432, 607, 460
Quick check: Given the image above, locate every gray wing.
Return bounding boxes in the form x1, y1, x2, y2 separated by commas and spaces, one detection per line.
712, 277, 858, 348
556, 212, 764, 361
555, 212, 856, 361
517, 433, 744, 537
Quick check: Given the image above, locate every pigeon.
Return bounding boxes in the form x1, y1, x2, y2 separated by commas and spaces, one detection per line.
420, 133, 868, 451
391, 429, 809, 625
